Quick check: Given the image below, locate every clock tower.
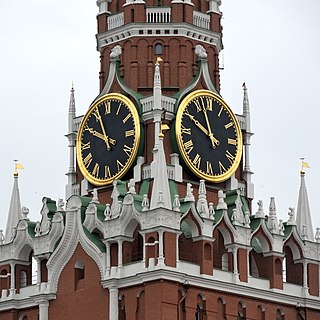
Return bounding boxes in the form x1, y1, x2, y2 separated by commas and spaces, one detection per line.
1, 1, 319, 320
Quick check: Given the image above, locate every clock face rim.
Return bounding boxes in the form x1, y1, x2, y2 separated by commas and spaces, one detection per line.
175, 89, 242, 183
76, 93, 140, 186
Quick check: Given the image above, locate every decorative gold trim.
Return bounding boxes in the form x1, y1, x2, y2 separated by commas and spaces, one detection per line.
76, 93, 140, 186
176, 89, 242, 183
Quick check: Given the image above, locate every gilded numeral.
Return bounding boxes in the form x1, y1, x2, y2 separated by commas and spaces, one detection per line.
92, 108, 101, 121
228, 138, 237, 145
219, 161, 226, 174
225, 122, 233, 129
122, 113, 132, 124
125, 129, 135, 137
192, 153, 201, 169
181, 125, 191, 135
193, 98, 203, 113
83, 153, 93, 168
92, 163, 100, 177
183, 140, 194, 155
206, 161, 213, 175
117, 160, 125, 172
104, 101, 111, 114
226, 150, 235, 164
218, 105, 223, 117
81, 141, 91, 151
205, 97, 213, 111
123, 144, 133, 157
105, 166, 111, 179
116, 102, 122, 115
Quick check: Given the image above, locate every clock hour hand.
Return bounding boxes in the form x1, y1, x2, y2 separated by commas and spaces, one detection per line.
202, 107, 220, 148
184, 110, 209, 135
93, 108, 113, 150
85, 126, 116, 146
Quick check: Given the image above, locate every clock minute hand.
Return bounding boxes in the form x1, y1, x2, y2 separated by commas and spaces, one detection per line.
95, 108, 111, 151
202, 107, 220, 148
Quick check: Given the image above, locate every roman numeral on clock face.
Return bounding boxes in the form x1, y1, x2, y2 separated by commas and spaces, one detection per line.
81, 141, 91, 151
192, 153, 201, 169
104, 101, 111, 114
92, 163, 100, 177
206, 161, 213, 175
125, 129, 135, 137
105, 166, 111, 179
219, 161, 226, 174
123, 145, 133, 157
226, 150, 235, 164
183, 140, 194, 154
83, 153, 93, 168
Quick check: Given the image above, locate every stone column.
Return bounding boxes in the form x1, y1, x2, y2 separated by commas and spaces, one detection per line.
106, 242, 111, 276
118, 240, 123, 268
140, 232, 146, 263
231, 247, 239, 281
36, 258, 41, 285
303, 261, 309, 295
9, 263, 15, 296
38, 300, 49, 320
176, 233, 180, 264
158, 230, 165, 266
109, 286, 119, 320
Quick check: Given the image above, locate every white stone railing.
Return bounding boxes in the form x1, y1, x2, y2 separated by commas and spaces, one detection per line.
193, 11, 210, 30
141, 96, 176, 114
146, 7, 171, 23
108, 12, 124, 30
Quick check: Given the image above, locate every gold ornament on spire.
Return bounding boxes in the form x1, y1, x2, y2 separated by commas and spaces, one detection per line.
300, 158, 310, 174
13, 160, 24, 176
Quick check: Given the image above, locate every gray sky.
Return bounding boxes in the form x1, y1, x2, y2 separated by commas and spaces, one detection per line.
1, 1, 320, 233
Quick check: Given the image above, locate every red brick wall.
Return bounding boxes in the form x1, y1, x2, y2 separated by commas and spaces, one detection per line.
238, 248, 248, 282
49, 244, 109, 320
308, 263, 319, 296
163, 232, 176, 267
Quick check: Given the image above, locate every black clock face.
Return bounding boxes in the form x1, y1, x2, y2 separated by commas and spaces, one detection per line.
176, 90, 242, 183
76, 93, 140, 186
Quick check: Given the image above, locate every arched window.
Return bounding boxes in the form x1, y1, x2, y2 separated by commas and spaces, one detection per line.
74, 260, 85, 290
217, 298, 226, 320
119, 295, 126, 320
20, 271, 27, 288
238, 302, 246, 319
155, 43, 163, 55
276, 308, 285, 320
257, 305, 265, 320
221, 253, 229, 271
195, 294, 206, 320
19, 316, 28, 320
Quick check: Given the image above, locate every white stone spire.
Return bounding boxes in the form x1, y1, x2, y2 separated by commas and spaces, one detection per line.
150, 130, 172, 210
267, 197, 279, 234
65, 84, 77, 199
4, 172, 22, 243
296, 171, 314, 241
150, 58, 172, 210
242, 83, 254, 199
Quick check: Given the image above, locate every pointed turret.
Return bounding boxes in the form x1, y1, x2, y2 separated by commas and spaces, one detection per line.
150, 59, 171, 210
242, 83, 254, 199
296, 170, 314, 241
65, 84, 77, 199
4, 172, 22, 243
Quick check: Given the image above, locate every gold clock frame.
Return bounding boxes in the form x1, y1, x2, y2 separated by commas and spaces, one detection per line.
175, 89, 242, 183
76, 93, 140, 186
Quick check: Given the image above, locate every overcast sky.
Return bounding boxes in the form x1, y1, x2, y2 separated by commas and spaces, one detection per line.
0, 1, 320, 234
